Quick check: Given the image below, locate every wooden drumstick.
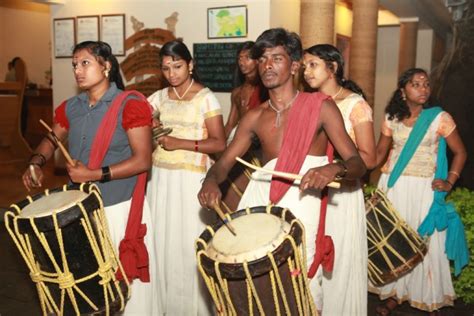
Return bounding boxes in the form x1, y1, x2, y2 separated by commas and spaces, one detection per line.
39, 119, 75, 166
212, 202, 237, 236
236, 157, 341, 189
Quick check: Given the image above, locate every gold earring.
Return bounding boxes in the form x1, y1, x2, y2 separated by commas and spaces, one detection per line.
104, 69, 110, 78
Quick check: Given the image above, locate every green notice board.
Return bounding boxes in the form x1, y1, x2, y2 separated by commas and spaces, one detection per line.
193, 42, 244, 92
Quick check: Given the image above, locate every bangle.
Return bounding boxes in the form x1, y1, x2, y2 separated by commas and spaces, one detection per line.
334, 161, 348, 181
445, 180, 454, 188
448, 171, 460, 178
194, 140, 199, 152
100, 166, 112, 183
29, 153, 47, 167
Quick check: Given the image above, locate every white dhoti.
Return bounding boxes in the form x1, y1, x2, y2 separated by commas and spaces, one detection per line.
104, 199, 159, 316
237, 155, 328, 308
321, 182, 368, 316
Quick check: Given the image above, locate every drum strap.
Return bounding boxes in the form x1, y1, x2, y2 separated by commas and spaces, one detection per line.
89, 90, 153, 282
307, 144, 335, 278
247, 85, 262, 110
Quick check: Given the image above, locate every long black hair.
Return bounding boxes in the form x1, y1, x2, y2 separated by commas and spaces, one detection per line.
233, 41, 256, 87
385, 68, 435, 121
304, 44, 366, 99
73, 41, 124, 90
159, 40, 201, 83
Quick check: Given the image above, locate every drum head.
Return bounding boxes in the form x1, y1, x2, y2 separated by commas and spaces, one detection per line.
20, 190, 88, 218
205, 213, 291, 264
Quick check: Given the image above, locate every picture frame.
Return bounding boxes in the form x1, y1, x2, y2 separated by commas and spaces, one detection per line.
101, 14, 125, 56
53, 17, 76, 58
76, 15, 100, 43
207, 5, 247, 39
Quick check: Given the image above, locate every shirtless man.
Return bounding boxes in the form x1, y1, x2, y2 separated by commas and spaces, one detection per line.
224, 41, 262, 140
221, 41, 263, 212
198, 28, 366, 310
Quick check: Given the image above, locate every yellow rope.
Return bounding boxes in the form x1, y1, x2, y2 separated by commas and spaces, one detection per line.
214, 261, 237, 315
269, 270, 281, 316
196, 251, 224, 314
243, 261, 265, 315
244, 279, 251, 316
268, 252, 291, 315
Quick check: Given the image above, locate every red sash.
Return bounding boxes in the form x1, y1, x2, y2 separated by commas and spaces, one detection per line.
247, 85, 262, 110
88, 90, 151, 282
268, 92, 335, 277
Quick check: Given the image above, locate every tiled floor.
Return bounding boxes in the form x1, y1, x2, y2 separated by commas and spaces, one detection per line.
0, 146, 472, 315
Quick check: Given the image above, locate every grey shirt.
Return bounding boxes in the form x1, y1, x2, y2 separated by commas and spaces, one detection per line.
65, 83, 137, 206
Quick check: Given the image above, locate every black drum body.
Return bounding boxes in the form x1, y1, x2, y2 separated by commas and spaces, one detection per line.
365, 190, 428, 286
5, 183, 127, 315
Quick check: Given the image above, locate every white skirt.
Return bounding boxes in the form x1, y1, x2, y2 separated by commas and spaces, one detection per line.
369, 173, 455, 311
104, 199, 159, 316
147, 166, 215, 316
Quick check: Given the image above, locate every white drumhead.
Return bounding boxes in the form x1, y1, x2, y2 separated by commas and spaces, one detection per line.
205, 212, 290, 264
20, 190, 89, 218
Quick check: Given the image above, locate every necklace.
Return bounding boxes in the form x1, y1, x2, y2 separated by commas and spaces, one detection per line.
267, 91, 300, 127
331, 86, 343, 99
172, 79, 194, 100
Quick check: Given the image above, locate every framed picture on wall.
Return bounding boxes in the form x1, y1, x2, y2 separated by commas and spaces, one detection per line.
77, 15, 100, 43
53, 17, 76, 58
101, 14, 125, 56
207, 5, 247, 39
336, 34, 351, 76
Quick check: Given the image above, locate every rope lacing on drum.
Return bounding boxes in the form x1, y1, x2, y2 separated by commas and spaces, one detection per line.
195, 207, 319, 316
4, 185, 129, 316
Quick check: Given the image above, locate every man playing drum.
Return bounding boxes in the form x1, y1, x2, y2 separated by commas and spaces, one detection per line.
198, 28, 366, 313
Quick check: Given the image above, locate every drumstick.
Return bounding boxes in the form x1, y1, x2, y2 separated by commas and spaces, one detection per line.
212, 202, 237, 236
39, 119, 75, 166
236, 157, 341, 189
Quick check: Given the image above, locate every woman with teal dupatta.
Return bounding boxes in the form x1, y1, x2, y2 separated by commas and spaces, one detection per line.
372, 68, 467, 316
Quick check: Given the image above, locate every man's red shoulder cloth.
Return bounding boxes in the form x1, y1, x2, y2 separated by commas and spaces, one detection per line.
269, 91, 335, 276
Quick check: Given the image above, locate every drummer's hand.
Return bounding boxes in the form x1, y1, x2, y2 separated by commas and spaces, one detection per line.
300, 163, 340, 191
198, 179, 222, 209
66, 160, 97, 183
22, 164, 44, 191
431, 178, 452, 192
156, 135, 178, 151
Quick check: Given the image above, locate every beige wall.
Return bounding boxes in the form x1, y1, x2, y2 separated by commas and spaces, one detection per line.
270, 0, 300, 33
416, 29, 434, 71
0, 4, 51, 86
335, 3, 352, 38
50, 0, 271, 120
374, 26, 400, 139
